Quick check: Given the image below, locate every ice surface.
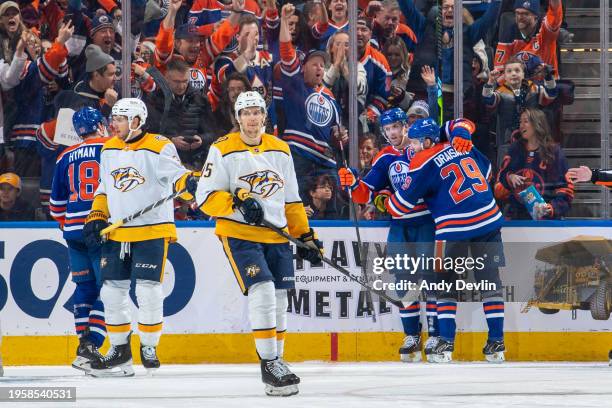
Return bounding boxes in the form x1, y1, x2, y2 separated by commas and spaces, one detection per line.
1, 362, 611, 408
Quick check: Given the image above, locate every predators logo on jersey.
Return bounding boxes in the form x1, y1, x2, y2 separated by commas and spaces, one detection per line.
239, 170, 284, 198
111, 167, 146, 192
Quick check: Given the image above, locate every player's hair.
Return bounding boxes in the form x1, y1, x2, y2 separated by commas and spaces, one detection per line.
238, 14, 258, 33
519, 107, 555, 166
166, 58, 190, 74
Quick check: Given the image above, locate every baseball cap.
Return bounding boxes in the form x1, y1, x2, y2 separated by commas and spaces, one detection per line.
303, 49, 329, 65
514, 0, 540, 15
0, 1, 19, 17
0, 172, 21, 190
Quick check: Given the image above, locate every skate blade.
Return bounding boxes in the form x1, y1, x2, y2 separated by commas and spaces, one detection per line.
485, 352, 505, 363
264, 384, 299, 397
400, 351, 422, 362
429, 352, 452, 363
72, 357, 92, 373
89, 363, 135, 378
145, 367, 159, 376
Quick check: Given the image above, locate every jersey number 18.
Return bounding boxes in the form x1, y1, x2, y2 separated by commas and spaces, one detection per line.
67, 160, 100, 202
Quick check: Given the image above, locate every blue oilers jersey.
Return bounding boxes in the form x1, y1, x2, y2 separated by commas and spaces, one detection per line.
387, 143, 503, 241
50, 137, 107, 240
361, 145, 432, 226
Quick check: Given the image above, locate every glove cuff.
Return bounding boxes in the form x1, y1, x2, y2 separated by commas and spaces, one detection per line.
86, 210, 108, 223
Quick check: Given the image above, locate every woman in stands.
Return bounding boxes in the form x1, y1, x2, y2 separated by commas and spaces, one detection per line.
494, 107, 573, 220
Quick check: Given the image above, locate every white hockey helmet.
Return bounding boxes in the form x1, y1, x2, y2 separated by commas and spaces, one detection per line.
234, 91, 266, 122
111, 98, 148, 139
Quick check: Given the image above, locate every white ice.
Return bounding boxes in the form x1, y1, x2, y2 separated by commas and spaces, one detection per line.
1, 362, 611, 408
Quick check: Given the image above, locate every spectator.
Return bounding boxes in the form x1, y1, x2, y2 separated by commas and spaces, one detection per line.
218, 72, 252, 134
137, 40, 155, 65
312, 0, 349, 50
0, 1, 25, 63
483, 55, 557, 165
278, 3, 344, 200
383, 36, 412, 109
358, 133, 379, 175
209, 13, 274, 123
0, 172, 34, 220
189, 0, 261, 42
11, 22, 73, 177
154, 0, 242, 95
144, 58, 220, 170
399, 0, 501, 120
0, 29, 28, 170
495, 0, 562, 78
495, 108, 573, 220
323, 30, 367, 127
304, 174, 340, 219
356, 17, 391, 131
371, 0, 418, 54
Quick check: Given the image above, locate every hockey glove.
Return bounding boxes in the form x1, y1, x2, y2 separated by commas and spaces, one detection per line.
233, 188, 264, 225
82, 210, 109, 249
185, 172, 200, 195
297, 228, 323, 264
373, 190, 391, 213
338, 167, 359, 191
452, 136, 473, 153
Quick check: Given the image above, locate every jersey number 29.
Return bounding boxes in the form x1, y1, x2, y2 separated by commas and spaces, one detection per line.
68, 160, 100, 202
440, 157, 488, 204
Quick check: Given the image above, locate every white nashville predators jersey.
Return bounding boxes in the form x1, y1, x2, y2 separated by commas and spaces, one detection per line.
195, 132, 310, 243
93, 133, 191, 242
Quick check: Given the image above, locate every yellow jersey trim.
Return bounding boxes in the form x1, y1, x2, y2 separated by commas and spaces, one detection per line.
213, 132, 291, 157
102, 133, 171, 154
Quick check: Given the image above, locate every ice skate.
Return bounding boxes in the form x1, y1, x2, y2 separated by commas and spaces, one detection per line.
72, 336, 103, 373
424, 336, 440, 363
90, 333, 134, 378
429, 339, 454, 363
140, 345, 161, 374
399, 335, 422, 362
261, 358, 299, 397
483, 340, 505, 363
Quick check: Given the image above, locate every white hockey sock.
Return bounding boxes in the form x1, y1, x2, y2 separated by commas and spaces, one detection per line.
248, 281, 277, 360
100, 280, 132, 346
275, 289, 288, 358
136, 279, 164, 347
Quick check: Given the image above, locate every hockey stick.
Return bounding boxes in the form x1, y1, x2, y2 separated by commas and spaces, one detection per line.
99, 188, 187, 236
259, 217, 406, 309
337, 133, 377, 320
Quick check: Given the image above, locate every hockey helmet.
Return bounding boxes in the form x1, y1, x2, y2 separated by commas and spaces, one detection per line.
111, 98, 148, 136
72, 107, 104, 137
234, 91, 267, 122
408, 118, 440, 144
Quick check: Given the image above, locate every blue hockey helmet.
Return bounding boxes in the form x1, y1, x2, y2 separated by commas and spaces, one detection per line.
379, 108, 407, 128
72, 107, 104, 137
408, 118, 440, 143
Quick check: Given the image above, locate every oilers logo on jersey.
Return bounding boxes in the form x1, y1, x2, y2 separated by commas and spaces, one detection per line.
305, 93, 334, 127
111, 167, 146, 192
388, 161, 410, 191
239, 170, 285, 198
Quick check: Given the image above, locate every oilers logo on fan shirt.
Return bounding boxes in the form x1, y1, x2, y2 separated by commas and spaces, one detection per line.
111, 167, 146, 192
388, 161, 410, 191
305, 93, 333, 127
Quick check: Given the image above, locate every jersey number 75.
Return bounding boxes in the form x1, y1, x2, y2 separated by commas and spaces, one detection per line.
440, 157, 488, 204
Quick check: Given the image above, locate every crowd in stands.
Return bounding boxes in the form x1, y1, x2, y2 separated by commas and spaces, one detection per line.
0, 0, 584, 221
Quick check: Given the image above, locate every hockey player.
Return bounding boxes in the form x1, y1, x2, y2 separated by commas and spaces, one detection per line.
195, 91, 323, 396
50, 107, 109, 372
82, 98, 199, 377
384, 118, 506, 363
338, 108, 438, 362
